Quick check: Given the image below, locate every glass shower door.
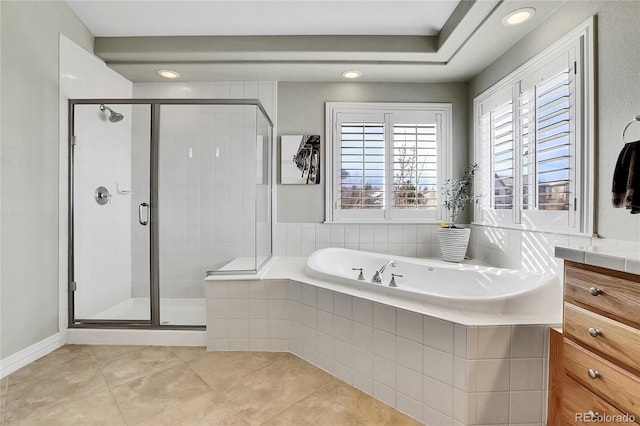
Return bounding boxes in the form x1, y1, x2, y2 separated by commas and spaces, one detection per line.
71, 103, 152, 323
156, 104, 251, 326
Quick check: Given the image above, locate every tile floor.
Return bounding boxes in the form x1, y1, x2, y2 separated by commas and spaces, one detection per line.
0, 345, 422, 426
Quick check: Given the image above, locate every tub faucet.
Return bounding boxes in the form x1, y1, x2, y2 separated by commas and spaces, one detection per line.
371, 260, 395, 283
389, 273, 403, 287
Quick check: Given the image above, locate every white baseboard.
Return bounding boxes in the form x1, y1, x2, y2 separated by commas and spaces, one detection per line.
0, 329, 205, 379
65, 328, 206, 347
0, 333, 64, 379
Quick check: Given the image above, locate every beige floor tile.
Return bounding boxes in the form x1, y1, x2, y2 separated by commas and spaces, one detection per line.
166, 345, 207, 363
260, 392, 372, 426
100, 346, 183, 387
312, 382, 424, 426
7, 390, 126, 426
219, 353, 336, 426
2, 347, 425, 426
7, 345, 95, 386
188, 351, 278, 388
3, 358, 109, 424
91, 345, 150, 363
1, 377, 9, 425
137, 391, 250, 426
110, 363, 211, 425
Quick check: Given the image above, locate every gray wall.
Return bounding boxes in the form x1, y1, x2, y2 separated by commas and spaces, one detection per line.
277, 82, 469, 223
469, 0, 640, 242
1, 2, 93, 358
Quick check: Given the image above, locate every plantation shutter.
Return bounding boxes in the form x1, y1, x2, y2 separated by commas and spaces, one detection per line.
392, 123, 438, 210
533, 68, 572, 211
330, 106, 447, 222
474, 24, 592, 234
340, 121, 385, 209
476, 89, 515, 226
517, 51, 576, 229
518, 88, 535, 211
491, 100, 514, 210
335, 112, 386, 220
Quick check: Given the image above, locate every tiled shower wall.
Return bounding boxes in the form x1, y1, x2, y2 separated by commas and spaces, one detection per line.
130, 81, 277, 299
59, 35, 134, 318
206, 279, 550, 426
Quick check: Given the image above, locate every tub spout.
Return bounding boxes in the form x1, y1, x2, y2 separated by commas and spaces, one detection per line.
371, 260, 395, 283
379, 260, 395, 274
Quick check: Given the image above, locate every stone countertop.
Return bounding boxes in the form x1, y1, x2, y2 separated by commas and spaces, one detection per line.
555, 241, 640, 275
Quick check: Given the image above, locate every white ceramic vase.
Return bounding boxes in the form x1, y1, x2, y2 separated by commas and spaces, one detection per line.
437, 227, 471, 262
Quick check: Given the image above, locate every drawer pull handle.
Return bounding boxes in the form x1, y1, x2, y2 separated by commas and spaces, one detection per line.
589, 287, 603, 296
588, 327, 602, 337
588, 368, 601, 379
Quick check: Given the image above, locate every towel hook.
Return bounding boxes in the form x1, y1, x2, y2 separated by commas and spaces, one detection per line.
621, 115, 640, 143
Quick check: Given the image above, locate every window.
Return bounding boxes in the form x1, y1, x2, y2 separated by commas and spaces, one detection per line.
325, 102, 451, 223
474, 19, 595, 235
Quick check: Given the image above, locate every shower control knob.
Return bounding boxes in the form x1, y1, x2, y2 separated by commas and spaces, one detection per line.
94, 186, 111, 205
588, 327, 601, 337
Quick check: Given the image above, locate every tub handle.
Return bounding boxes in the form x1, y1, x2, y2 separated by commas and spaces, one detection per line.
389, 273, 403, 287
352, 268, 365, 281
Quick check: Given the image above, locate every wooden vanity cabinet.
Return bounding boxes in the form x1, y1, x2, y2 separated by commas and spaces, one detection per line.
548, 261, 640, 425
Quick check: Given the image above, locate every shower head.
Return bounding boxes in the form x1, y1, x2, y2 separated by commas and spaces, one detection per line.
99, 104, 124, 123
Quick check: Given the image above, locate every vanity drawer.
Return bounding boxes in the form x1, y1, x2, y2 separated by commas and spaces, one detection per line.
565, 262, 640, 324
564, 302, 640, 373
562, 375, 637, 425
564, 339, 640, 417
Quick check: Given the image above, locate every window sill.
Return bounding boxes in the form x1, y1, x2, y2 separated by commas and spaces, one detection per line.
470, 221, 596, 238
325, 219, 442, 225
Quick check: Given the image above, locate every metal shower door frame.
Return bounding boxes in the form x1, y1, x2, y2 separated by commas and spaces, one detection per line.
67, 98, 273, 330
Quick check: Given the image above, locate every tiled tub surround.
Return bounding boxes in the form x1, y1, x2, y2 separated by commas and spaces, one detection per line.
274, 222, 639, 281
206, 273, 554, 425
274, 223, 440, 259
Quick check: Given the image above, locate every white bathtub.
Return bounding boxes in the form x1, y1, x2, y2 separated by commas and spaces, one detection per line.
305, 248, 560, 315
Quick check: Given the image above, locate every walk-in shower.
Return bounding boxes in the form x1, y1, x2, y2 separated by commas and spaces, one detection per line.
68, 99, 273, 328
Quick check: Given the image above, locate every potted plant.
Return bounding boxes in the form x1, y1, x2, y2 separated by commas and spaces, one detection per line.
437, 163, 478, 262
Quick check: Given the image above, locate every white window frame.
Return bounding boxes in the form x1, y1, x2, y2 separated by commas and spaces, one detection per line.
473, 17, 595, 236
325, 102, 452, 223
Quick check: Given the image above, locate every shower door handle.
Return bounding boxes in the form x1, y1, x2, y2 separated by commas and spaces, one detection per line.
139, 203, 149, 226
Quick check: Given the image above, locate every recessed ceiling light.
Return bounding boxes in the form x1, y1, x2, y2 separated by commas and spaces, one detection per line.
342, 70, 362, 79
158, 69, 180, 79
502, 8, 535, 26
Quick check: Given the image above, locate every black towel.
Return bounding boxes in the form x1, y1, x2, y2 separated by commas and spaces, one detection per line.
612, 139, 640, 214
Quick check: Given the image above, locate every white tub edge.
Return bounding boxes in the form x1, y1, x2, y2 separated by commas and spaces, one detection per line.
205, 255, 562, 327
